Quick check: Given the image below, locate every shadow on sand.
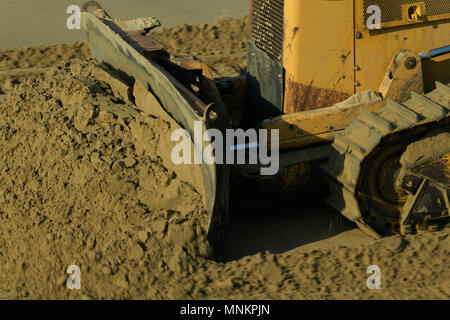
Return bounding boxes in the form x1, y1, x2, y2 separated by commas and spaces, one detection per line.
222, 201, 375, 261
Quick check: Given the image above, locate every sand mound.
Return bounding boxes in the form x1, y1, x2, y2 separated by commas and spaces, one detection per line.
0, 18, 448, 300
0, 60, 211, 299
0, 17, 248, 95
150, 17, 248, 76
0, 42, 89, 95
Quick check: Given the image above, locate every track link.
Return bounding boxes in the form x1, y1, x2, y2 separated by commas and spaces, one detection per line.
323, 82, 450, 238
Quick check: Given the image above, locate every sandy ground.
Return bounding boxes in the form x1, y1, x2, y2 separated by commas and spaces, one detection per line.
0, 0, 248, 50
150, 17, 248, 76
0, 17, 247, 94
0, 18, 449, 300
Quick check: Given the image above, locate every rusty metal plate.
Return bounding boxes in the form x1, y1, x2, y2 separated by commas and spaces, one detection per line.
245, 41, 283, 126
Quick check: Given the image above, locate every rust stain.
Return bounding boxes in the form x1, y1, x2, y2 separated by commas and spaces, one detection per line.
126, 31, 165, 53
284, 78, 351, 113
81, 1, 103, 12
292, 27, 299, 41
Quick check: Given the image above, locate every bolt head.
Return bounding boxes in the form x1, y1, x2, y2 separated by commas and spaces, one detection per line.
405, 57, 417, 69
209, 110, 218, 120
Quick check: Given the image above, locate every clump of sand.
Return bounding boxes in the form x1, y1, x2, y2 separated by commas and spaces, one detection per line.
401, 126, 450, 167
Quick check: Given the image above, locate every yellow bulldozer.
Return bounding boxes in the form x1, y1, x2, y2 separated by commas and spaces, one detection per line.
80, 1, 450, 252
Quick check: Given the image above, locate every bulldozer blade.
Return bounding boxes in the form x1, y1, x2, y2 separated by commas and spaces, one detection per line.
81, 4, 230, 251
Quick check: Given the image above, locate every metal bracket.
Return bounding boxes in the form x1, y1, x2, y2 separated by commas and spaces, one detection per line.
379, 50, 424, 103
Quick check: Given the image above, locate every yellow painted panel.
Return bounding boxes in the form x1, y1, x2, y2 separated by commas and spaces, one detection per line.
355, 0, 450, 92
283, 0, 355, 113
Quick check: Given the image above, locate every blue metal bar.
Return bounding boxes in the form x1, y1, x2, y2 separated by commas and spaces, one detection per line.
419, 45, 450, 60
230, 143, 259, 151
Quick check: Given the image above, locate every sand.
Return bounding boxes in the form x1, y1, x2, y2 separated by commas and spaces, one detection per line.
0, 42, 89, 94
0, 17, 248, 94
150, 17, 248, 77
0, 0, 248, 50
0, 18, 449, 300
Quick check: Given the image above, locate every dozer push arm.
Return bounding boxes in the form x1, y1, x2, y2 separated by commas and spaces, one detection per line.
81, 1, 231, 251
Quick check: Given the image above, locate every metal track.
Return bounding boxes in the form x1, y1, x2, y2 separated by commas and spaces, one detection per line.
323, 82, 450, 238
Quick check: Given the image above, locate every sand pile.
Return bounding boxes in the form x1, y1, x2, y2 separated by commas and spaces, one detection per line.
0, 18, 448, 300
0, 59, 211, 299
0, 42, 89, 95
0, 17, 248, 95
